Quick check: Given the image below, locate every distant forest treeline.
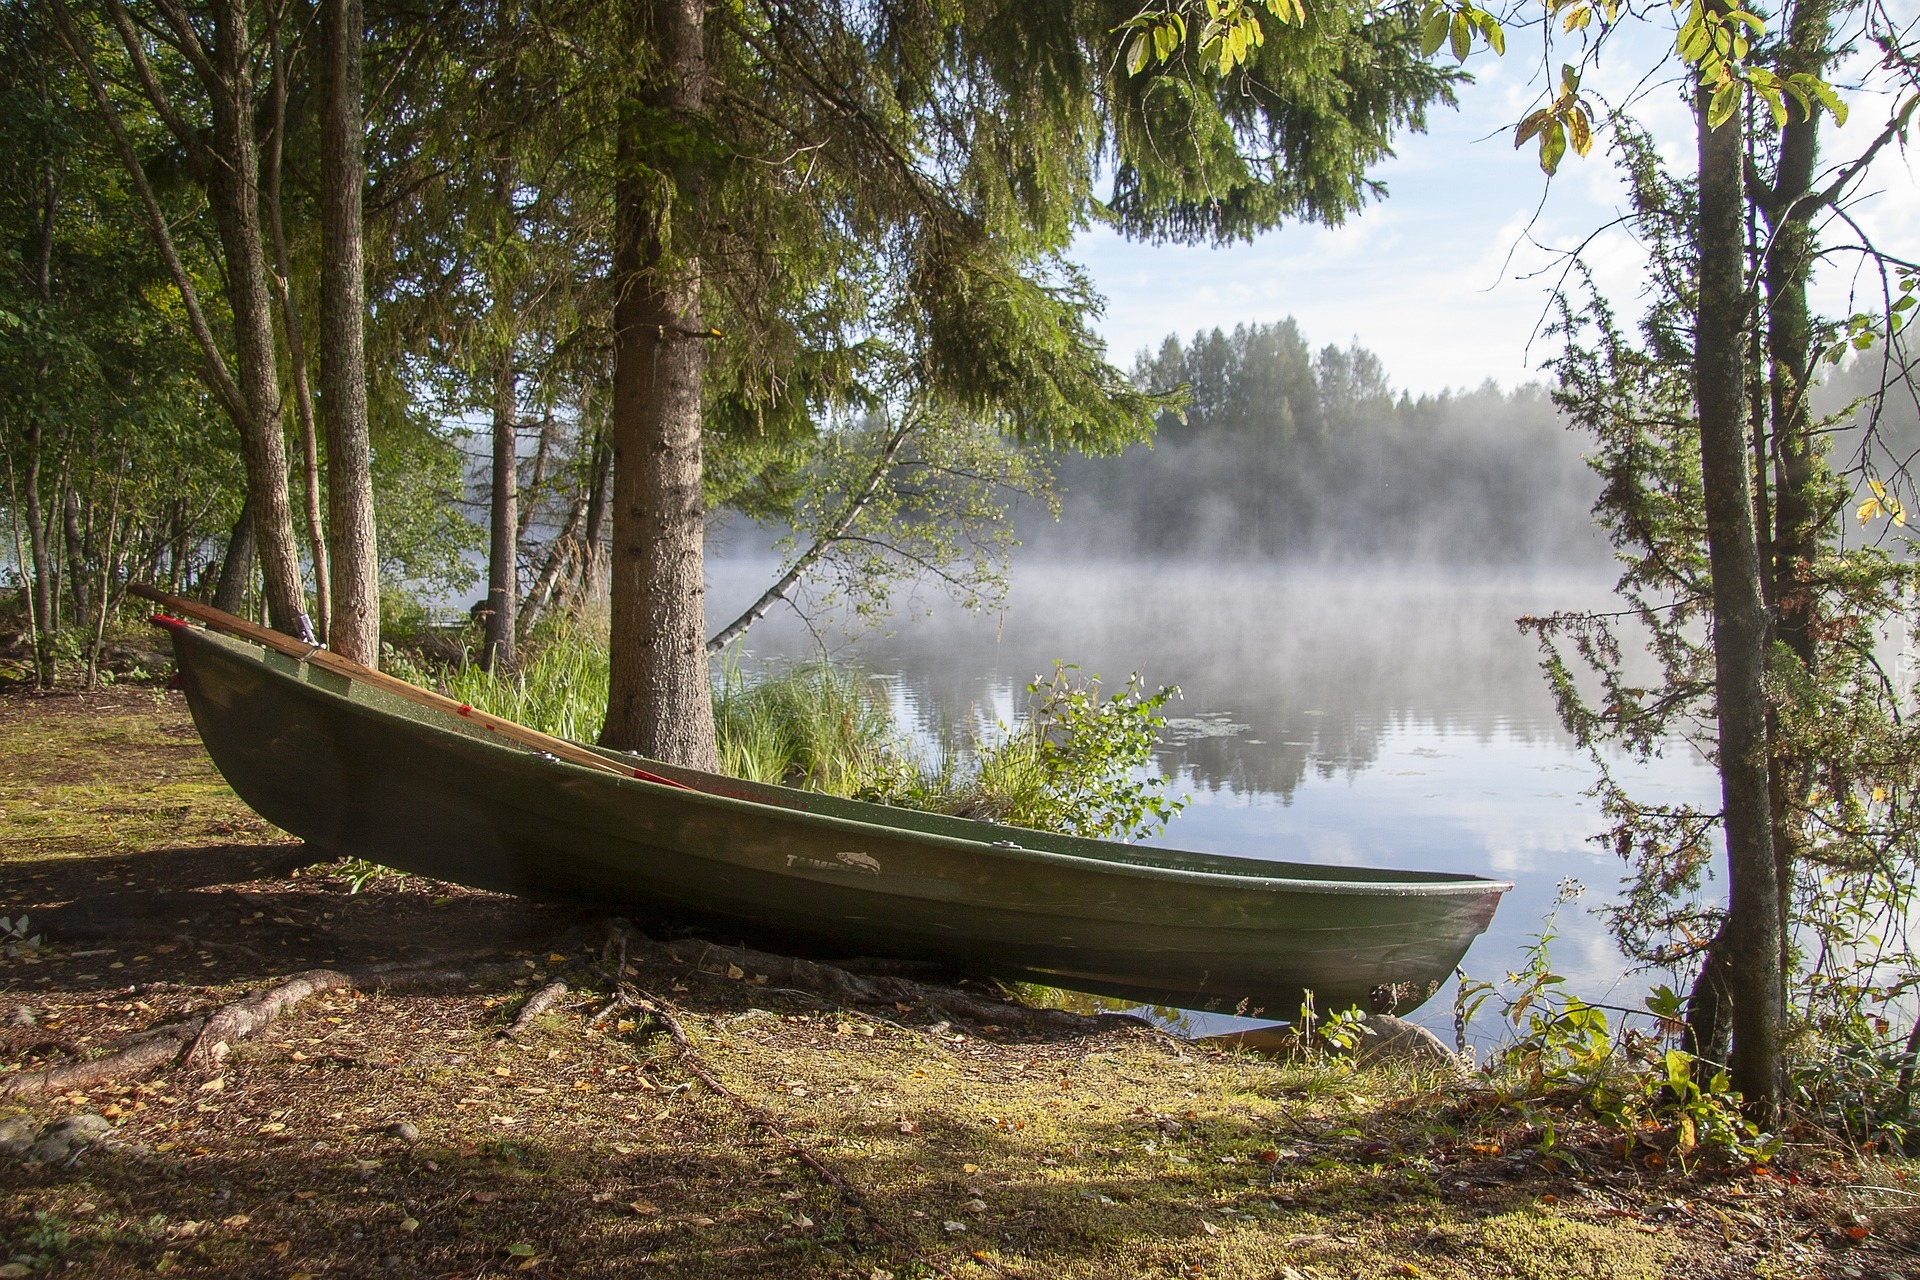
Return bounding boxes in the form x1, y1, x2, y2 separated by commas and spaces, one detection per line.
1022, 319, 1609, 565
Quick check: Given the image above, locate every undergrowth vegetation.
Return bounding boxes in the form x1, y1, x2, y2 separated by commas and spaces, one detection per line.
399, 610, 1185, 843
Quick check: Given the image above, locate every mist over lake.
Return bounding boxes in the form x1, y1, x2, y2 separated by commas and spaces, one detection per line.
707, 555, 1725, 1041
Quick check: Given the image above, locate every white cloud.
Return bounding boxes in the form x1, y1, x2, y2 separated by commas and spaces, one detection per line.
1074, 27, 1920, 396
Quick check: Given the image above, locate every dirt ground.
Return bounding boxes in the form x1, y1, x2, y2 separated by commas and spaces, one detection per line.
1, 685, 1916, 1279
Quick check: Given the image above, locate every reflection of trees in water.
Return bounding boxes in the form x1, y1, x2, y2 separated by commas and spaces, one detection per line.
771, 565, 1611, 802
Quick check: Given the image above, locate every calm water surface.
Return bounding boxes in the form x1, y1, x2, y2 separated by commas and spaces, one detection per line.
705, 559, 1723, 1041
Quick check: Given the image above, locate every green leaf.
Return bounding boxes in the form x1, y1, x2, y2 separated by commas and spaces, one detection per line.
1759, 85, 1787, 128
1480, 14, 1506, 55
1540, 119, 1567, 174
1708, 78, 1741, 128
1450, 11, 1471, 62
1126, 32, 1150, 76
1421, 9, 1451, 57
1811, 77, 1849, 126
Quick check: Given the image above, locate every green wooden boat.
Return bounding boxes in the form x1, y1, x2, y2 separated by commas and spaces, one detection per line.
153, 611, 1508, 1017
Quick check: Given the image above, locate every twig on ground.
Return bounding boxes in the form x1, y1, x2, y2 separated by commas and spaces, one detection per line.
500, 981, 569, 1039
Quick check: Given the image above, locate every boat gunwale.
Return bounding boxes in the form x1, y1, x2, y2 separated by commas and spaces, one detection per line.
182, 625, 1514, 902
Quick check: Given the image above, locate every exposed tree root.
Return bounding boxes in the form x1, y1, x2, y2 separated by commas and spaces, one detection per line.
184, 968, 352, 1070
499, 981, 569, 1039
0, 1018, 204, 1098
0, 944, 570, 1097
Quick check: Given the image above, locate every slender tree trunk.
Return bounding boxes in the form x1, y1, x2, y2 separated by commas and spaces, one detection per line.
705, 415, 914, 654
518, 413, 555, 540
1694, 80, 1782, 1120
1761, 0, 1834, 999
579, 422, 613, 603
519, 493, 586, 638
86, 454, 125, 691
61, 486, 91, 636
21, 420, 55, 686
601, 0, 717, 768
267, 28, 330, 644
483, 348, 518, 672
319, 0, 380, 664
213, 496, 257, 616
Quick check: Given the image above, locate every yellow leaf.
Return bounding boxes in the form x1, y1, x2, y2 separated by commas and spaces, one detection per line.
1858, 497, 1884, 524
1872, 786, 1887, 803
1870, 478, 1888, 499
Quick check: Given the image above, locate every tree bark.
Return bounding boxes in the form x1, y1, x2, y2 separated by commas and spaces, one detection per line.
61, 485, 91, 637
195, 0, 310, 640
18, 420, 55, 686
267, 28, 330, 645
600, 0, 718, 768
579, 421, 614, 603
1694, 80, 1782, 1119
319, 0, 381, 665
1761, 0, 1834, 1017
483, 347, 518, 672
212, 495, 257, 616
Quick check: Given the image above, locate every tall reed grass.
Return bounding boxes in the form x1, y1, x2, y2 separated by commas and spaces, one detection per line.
418, 610, 1180, 840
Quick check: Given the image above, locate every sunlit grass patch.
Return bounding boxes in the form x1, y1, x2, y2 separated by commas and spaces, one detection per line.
0, 690, 283, 862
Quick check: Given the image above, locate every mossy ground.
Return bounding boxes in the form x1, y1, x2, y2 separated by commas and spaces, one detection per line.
0, 686, 1914, 1278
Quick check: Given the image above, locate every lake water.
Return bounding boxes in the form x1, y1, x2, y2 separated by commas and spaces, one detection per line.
704, 559, 1724, 1044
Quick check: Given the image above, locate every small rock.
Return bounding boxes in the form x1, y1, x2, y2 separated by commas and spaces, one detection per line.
1350, 1013, 1468, 1077
47, 1114, 114, 1143
24, 1137, 72, 1164
8, 1006, 34, 1027
0, 1117, 38, 1158
384, 1121, 420, 1144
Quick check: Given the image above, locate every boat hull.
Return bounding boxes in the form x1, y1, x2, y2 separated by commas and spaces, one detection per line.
167, 625, 1507, 1016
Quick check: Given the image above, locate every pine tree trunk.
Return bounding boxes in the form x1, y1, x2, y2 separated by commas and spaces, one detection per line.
483, 349, 518, 672
600, 0, 718, 769
319, 0, 380, 665
204, 0, 308, 640
1694, 79, 1782, 1119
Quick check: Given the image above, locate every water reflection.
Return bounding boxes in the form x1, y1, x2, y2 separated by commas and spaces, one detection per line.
705, 559, 1722, 1040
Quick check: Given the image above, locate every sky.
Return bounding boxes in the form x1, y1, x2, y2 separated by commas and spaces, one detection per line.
1071, 16, 1920, 397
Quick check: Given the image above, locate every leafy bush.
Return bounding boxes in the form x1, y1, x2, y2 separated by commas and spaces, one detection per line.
1458, 923, 1780, 1170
